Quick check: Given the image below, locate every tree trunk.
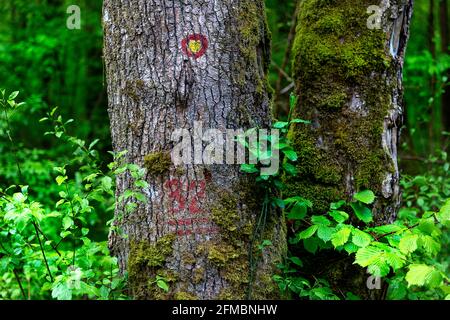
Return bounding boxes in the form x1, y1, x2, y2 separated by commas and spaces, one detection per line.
285, 0, 413, 298
103, 0, 285, 300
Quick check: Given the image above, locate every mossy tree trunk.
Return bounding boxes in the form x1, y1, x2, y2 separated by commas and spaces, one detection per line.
285, 0, 413, 298
103, 0, 285, 300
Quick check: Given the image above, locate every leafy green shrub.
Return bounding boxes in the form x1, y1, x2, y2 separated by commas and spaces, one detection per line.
0, 90, 148, 300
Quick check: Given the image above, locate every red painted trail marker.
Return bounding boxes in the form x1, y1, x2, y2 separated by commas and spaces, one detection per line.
181, 34, 208, 59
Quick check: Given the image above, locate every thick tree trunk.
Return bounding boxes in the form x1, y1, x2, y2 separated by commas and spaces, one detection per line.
285, 0, 413, 298
103, 0, 285, 300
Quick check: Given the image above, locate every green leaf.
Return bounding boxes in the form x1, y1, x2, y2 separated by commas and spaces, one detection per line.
354, 246, 383, 267
297, 225, 318, 240
289, 93, 297, 108
89, 139, 100, 150
289, 257, 303, 267
437, 199, 450, 227
8, 91, 19, 101
329, 210, 349, 224
317, 226, 334, 242
344, 242, 359, 254
290, 119, 311, 124
62, 216, 74, 230
418, 235, 441, 256
303, 237, 319, 254
52, 283, 72, 300
101, 176, 113, 191
384, 252, 406, 270
283, 162, 297, 175
156, 279, 169, 292
351, 229, 372, 248
240, 164, 259, 174
287, 202, 307, 220
418, 218, 437, 235
12, 193, 26, 203
330, 200, 346, 210
311, 215, 331, 226
405, 264, 443, 288
56, 176, 68, 186
371, 224, 403, 234
134, 180, 149, 189
284, 197, 313, 207
387, 279, 407, 300
353, 190, 375, 204
350, 203, 373, 223
367, 259, 390, 277
331, 228, 351, 248
283, 150, 298, 161
273, 121, 289, 129
399, 234, 418, 254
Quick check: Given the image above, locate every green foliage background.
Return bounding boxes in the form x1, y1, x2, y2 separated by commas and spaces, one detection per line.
0, 0, 448, 300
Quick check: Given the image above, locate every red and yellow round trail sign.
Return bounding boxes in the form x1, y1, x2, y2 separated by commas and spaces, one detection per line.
181, 34, 208, 59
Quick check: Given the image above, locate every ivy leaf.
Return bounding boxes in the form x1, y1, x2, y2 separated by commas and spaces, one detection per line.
351, 229, 372, 248
405, 264, 443, 288
398, 234, 418, 254
350, 203, 373, 224
331, 228, 351, 248
297, 225, 318, 240
353, 190, 376, 204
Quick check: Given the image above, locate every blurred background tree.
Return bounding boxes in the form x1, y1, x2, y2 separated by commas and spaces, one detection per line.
0, 0, 448, 300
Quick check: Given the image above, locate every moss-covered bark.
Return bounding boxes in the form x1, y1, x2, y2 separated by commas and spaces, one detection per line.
286, 0, 413, 298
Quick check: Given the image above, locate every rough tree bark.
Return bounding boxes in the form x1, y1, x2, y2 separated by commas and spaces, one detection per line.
285, 0, 413, 298
103, 0, 285, 300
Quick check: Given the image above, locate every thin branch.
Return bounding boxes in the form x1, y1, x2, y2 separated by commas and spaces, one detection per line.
13, 269, 26, 299
33, 221, 53, 282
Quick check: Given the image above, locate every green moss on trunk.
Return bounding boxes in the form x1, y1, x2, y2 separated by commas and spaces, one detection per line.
128, 234, 175, 299
286, 0, 398, 212
144, 152, 172, 175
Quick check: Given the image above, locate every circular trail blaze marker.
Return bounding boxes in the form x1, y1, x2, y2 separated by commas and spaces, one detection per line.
181, 34, 208, 59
